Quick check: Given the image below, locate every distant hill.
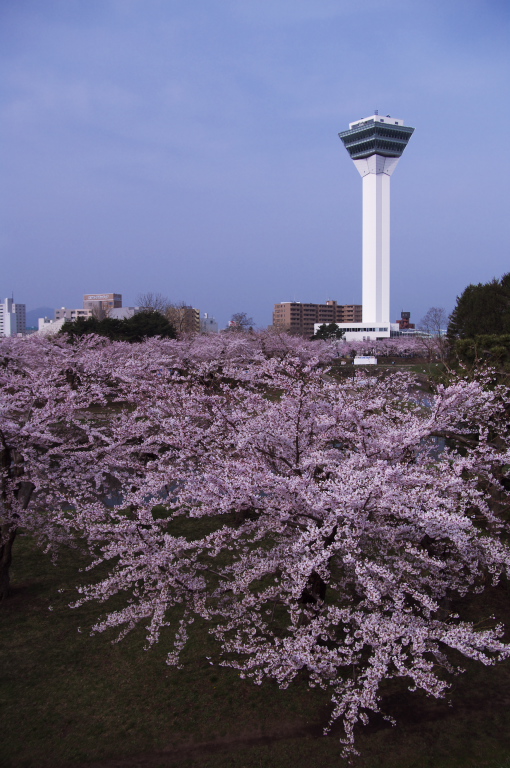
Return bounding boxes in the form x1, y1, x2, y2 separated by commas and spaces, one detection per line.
26, 307, 55, 329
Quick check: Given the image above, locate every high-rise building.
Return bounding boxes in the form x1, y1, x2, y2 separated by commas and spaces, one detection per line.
273, 301, 362, 337
0, 298, 26, 336
322, 113, 414, 341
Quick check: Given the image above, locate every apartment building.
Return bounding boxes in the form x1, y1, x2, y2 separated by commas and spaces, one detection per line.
273, 300, 362, 337
166, 305, 200, 334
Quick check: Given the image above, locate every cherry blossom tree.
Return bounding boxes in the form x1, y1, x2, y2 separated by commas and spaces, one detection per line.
64, 338, 510, 754
3, 330, 510, 751
0, 334, 132, 598
340, 336, 426, 359
227, 311, 254, 331
0, 330, 337, 599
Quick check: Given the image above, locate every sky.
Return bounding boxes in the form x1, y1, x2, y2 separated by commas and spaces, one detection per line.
1, 0, 509, 329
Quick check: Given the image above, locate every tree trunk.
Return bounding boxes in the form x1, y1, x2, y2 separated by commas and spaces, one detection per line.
0, 479, 34, 601
300, 569, 327, 604
0, 526, 17, 601
300, 526, 337, 605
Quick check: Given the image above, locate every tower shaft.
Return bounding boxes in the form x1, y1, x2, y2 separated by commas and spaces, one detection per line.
362, 171, 389, 324
354, 155, 400, 324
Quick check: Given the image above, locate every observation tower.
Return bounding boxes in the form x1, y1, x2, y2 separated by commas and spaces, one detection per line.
331, 113, 414, 340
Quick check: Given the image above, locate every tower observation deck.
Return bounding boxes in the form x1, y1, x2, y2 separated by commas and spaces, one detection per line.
336, 114, 414, 334
339, 116, 414, 160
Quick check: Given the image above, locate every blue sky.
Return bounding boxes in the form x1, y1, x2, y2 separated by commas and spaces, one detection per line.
1, 0, 509, 328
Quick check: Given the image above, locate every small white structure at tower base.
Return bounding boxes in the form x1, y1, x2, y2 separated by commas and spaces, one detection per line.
313, 320, 400, 341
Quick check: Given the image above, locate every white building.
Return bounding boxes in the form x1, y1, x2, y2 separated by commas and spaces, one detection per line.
200, 312, 219, 333
38, 317, 67, 335
40, 292, 139, 334
53, 306, 140, 322
0, 298, 26, 337
38, 306, 141, 335
55, 307, 92, 322
315, 113, 414, 341
110, 307, 140, 320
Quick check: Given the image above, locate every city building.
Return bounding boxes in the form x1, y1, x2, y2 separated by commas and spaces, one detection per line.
38, 307, 141, 335
316, 113, 415, 341
55, 293, 122, 321
39, 293, 202, 336
54, 294, 122, 322
55, 307, 93, 321
200, 313, 219, 333
273, 300, 362, 337
41, 293, 140, 334
38, 317, 67, 335
109, 307, 139, 320
396, 311, 415, 331
166, 305, 200, 334
0, 297, 26, 336
54, 307, 140, 323
83, 293, 122, 313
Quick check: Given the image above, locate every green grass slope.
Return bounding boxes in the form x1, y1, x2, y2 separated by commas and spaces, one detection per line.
2, 535, 510, 768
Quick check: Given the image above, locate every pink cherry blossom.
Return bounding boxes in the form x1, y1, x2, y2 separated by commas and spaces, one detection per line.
2, 331, 510, 754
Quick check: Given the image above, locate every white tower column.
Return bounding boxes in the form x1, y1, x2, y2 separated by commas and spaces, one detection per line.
353, 155, 400, 325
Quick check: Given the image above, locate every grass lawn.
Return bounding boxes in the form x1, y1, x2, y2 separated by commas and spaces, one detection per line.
2, 534, 510, 768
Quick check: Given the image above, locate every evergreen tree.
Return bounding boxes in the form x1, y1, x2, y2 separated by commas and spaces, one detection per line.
448, 273, 510, 339
312, 323, 345, 341
60, 311, 176, 342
